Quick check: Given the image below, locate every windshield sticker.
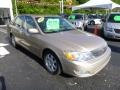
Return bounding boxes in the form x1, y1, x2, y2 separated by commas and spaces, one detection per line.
46, 19, 60, 30
37, 17, 44, 23
114, 16, 120, 21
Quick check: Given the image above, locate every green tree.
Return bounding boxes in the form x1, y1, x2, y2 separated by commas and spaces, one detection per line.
76, 0, 89, 4
112, 0, 120, 4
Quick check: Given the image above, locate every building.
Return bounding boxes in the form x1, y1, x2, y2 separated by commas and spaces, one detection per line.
0, 0, 13, 25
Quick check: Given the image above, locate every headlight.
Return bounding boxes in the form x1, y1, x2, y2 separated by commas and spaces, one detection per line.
106, 27, 113, 32
64, 51, 95, 62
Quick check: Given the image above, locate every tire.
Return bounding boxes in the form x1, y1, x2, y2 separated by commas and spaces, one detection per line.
90, 21, 95, 25
84, 25, 87, 31
101, 27, 105, 37
43, 51, 61, 75
11, 35, 17, 48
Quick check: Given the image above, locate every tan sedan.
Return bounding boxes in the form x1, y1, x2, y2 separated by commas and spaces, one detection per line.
7, 15, 111, 77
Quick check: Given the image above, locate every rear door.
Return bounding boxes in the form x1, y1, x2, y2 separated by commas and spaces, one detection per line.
10, 16, 25, 44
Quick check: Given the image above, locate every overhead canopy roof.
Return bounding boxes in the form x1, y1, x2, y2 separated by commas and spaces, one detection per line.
72, 0, 120, 11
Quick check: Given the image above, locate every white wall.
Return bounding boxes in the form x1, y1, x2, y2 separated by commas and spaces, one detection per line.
0, 0, 13, 21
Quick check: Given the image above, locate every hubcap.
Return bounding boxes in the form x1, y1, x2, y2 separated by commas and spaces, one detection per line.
45, 53, 57, 72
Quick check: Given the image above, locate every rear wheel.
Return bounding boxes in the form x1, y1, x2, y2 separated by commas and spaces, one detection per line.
43, 51, 61, 75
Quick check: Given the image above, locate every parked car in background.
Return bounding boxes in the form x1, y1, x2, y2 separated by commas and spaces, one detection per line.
7, 14, 111, 77
104, 12, 120, 39
68, 13, 88, 30
85, 14, 104, 35
87, 14, 103, 25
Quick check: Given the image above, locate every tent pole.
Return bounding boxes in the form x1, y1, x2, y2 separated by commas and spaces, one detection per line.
61, 0, 64, 14
59, 1, 62, 14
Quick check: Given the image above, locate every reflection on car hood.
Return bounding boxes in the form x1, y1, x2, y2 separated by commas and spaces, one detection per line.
46, 30, 107, 52
107, 23, 120, 29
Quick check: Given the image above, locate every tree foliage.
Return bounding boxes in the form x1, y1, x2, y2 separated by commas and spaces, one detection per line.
12, 0, 120, 15
17, 2, 72, 15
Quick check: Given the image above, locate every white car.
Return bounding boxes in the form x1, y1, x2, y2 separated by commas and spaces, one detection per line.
85, 14, 103, 31
87, 14, 102, 25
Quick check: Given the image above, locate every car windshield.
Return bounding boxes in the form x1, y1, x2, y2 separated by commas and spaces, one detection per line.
35, 16, 76, 33
108, 14, 120, 23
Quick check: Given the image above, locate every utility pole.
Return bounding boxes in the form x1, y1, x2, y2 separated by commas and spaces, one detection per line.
15, 0, 18, 15
59, 1, 62, 14
61, 0, 64, 14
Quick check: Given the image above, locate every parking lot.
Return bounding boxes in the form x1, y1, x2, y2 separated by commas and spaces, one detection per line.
0, 28, 120, 90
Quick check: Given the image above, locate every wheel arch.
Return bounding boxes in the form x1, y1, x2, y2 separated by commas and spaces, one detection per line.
42, 48, 63, 72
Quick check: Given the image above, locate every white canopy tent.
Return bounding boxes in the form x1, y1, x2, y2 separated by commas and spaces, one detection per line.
0, 0, 13, 24
72, 0, 120, 11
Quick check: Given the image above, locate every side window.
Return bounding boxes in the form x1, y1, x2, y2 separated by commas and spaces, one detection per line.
25, 16, 37, 29
14, 16, 25, 27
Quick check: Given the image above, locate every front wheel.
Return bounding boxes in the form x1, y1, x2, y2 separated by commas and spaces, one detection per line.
43, 51, 61, 75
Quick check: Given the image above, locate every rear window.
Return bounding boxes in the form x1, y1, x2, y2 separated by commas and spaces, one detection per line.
108, 14, 120, 23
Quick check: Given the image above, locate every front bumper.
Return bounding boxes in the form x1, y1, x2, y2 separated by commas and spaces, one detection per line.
62, 47, 111, 77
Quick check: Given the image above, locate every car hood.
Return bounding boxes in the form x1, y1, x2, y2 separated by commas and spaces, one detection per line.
45, 30, 107, 52
107, 23, 120, 29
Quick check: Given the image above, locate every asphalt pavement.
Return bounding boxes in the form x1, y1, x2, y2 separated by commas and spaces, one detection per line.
0, 28, 120, 90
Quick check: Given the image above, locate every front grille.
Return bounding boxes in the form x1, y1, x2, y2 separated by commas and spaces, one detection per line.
92, 46, 107, 57
114, 29, 120, 34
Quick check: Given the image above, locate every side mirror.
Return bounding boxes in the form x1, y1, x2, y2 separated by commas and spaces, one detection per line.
28, 28, 39, 34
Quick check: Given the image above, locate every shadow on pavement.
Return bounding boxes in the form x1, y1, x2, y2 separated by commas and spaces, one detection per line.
17, 45, 45, 69
0, 76, 6, 90
109, 45, 120, 53
60, 73, 74, 78
106, 38, 120, 42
